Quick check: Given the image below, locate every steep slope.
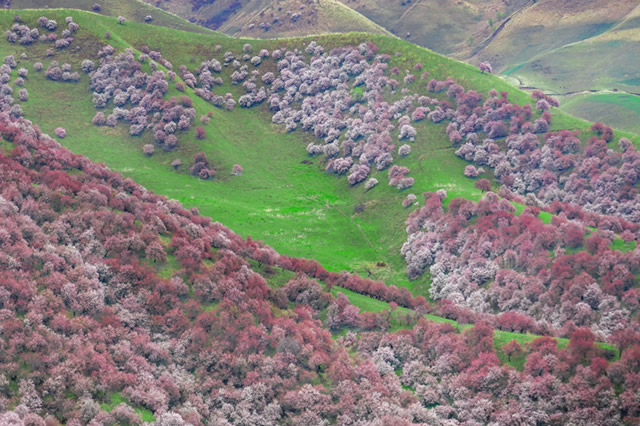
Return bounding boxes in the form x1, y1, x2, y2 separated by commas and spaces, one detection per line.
65, 0, 640, 135
0, 9, 494, 296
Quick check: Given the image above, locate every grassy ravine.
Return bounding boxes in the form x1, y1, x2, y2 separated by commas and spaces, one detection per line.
330, 286, 618, 369
1, 9, 634, 360
248, 264, 617, 369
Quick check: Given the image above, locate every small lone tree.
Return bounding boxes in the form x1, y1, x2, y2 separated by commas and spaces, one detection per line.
231, 164, 243, 175
536, 98, 550, 112
402, 194, 417, 208
475, 178, 491, 192
502, 340, 523, 362
478, 61, 492, 74
92, 112, 105, 126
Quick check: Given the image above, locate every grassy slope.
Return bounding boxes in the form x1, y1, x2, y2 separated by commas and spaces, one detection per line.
331, 286, 618, 367
1, 9, 635, 357
508, 27, 640, 94
471, 0, 639, 74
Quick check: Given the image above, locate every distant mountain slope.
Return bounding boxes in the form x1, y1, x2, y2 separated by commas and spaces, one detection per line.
338, 0, 531, 55
473, 0, 640, 133
140, 0, 392, 37
468, 0, 639, 77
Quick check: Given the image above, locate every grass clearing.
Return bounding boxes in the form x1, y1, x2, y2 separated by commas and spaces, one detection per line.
100, 392, 155, 423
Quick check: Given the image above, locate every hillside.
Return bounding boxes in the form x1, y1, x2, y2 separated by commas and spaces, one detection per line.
467, 0, 639, 73
2, 6, 640, 423
338, 0, 531, 55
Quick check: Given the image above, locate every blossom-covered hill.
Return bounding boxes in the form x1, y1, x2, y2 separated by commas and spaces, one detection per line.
0, 106, 637, 426
2, 7, 640, 423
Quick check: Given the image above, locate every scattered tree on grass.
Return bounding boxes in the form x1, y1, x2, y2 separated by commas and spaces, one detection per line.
478, 61, 492, 74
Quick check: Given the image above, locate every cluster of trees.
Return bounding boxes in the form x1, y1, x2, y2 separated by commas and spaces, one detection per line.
354, 321, 640, 424
402, 192, 640, 338
88, 47, 195, 152
44, 60, 80, 82
183, 40, 431, 188
5, 15, 78, 48
190, 152, 214, 180
455, 123, 640, 222
421, 69, 640, 225
186, 54, 246, 112
0, 60, 24, 118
